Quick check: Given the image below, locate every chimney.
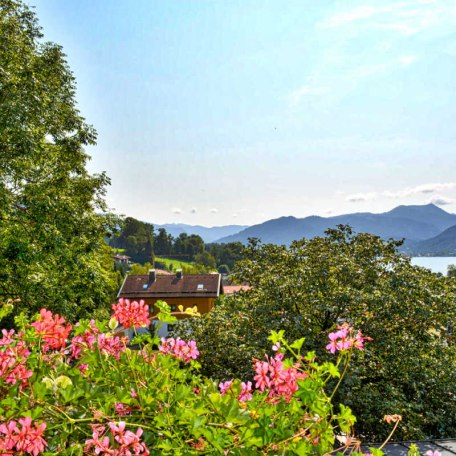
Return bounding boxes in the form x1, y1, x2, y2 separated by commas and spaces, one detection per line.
148, 269, 156, 284
176, 269, 183, 280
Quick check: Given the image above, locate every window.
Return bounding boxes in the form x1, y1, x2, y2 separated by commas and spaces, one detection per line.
142, 284, 148, 289
197, 283, 204, 290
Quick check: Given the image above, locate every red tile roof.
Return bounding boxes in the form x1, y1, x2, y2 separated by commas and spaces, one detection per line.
223, 285, 251, 295
118, 273, 223, 299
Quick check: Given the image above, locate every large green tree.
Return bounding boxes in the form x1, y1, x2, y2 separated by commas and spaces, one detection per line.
110, 217, 154, 264
175, 226, 456, 441
0, 0, 118, 321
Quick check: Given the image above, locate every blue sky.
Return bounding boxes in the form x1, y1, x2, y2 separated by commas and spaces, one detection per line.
30, 0, 456, 225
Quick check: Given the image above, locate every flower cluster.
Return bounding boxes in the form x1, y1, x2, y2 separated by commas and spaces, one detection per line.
219, 379, 253, 402
97, 333, 128, 360
85, 421, 149, 455
70, 320, 99, 359
112, 299, 150, 329
30, 309, 72, 352
0, 416, 47, 456
159, 337, 199, 363
254, 352, 307, 402
326, 324, 371, 354
0, 331, 32, 389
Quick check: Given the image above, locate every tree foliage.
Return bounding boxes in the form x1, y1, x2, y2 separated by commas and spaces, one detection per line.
0, 0, 118, 321
110, 217, 154, 264
175, 226, 456, 441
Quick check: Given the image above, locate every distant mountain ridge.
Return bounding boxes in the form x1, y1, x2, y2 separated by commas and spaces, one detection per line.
408, 224, 456, 256
153, 223, 248, 243
214, 204, 456, 252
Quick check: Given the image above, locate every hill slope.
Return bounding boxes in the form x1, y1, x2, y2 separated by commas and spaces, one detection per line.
409, 224, 456, 256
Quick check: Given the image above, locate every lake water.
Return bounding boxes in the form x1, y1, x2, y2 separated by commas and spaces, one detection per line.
411, 257, 456, 275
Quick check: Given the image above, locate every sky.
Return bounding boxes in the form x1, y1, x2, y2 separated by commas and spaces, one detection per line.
30, 0, 456, 226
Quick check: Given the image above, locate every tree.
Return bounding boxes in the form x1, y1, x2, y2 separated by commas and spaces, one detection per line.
175, 226, 456, 441
193, 250, 216, 269
0, 0, 118, 321
110, 217, 154, 264
154, 228, 173, 256
448, 264, 456, 278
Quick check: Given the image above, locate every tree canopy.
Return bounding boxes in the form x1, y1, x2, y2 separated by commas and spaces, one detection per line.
175, 226, 456, 441
0, 0, 118, 321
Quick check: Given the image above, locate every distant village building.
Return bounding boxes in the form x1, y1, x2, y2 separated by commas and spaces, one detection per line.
112, 254, 131, 264
223, 285, 251, 295
117, 269, 223, 337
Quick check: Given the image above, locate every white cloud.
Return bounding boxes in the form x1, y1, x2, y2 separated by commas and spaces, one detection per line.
428, 195, 453, 205
385, 182, 456, 198
346, 192, 377, 202
232, 213, 238, 218
190, 208, 197, 214
399, 55, 417, 66
210, 208, 218, 213
172, 208, 182, 214
346, 182, 456, 203
320, 5, 396, 29
287, 84, 328, 106
319, 2, 456, 36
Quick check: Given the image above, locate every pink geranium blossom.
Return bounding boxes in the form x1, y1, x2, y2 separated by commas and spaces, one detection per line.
219, 379, 233, 395
112, 298, 150, 329
31, 309, 72, 352
0, 417, 47, 456
0, 340, 32, 389
238, 381, 253, 402
159, 337, 199, 363
326, 324, 371, 354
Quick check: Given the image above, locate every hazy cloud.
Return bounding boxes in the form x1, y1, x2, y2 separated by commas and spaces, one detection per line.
190, 208, 197, 214
346, 182, 456, 203
210, 208, 218, 213
385, 182, 456, 198
346, 192, 377, 202
172, 208, 182, 214
319, 2, 456, 36
428, 195, 453, 205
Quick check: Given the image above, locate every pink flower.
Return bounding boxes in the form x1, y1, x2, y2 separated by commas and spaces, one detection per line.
253, 359, 271, 391
0, 417, 47, 456
112, 298, 150, 329
253, 353, 307, 402
238, 381, 253, 402
219, 379, 233, 395
70, 320, 98, 360
426, 451, 441, 456
0, 340, 33, 389
326, 324, 371, 354
158, 337, 199, 363
31, 309, 72, 352
0, 329, 15, 346
97, 333, 127, 360
115, 403, 132, 416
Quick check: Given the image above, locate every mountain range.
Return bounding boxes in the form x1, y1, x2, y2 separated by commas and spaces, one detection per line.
154, 204, 456, 256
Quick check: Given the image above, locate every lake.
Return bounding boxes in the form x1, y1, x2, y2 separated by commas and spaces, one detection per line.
411, 257, 456, 275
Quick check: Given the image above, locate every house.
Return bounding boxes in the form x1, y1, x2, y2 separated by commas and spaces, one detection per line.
112, 254, 131, 264
117, 269, 223, 336
223, 285, 251, 295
